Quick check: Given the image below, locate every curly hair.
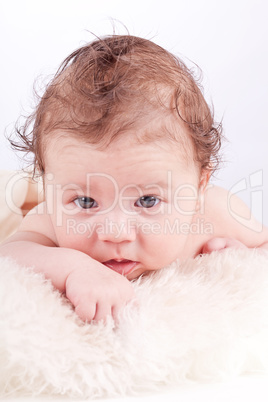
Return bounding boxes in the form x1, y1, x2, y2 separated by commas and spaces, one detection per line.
11, 35, 222, 176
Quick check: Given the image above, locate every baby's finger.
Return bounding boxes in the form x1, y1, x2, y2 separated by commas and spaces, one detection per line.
201, 237, 227, 253
111, 304, 122, 323
202, 237, 247, 254
111, 297, 138, 323
224, 238, 247, 249
93, 302, 112, 323
75, 303, 96, 323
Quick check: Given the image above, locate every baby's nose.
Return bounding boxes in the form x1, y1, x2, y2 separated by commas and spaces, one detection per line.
97, 217, 136, 243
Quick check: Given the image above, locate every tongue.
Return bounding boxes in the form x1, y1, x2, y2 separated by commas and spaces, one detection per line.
103, 260, 137, 275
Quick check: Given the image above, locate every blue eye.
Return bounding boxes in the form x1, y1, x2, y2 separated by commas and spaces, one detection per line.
135, 196, 160, 208
74, 197, 98, 209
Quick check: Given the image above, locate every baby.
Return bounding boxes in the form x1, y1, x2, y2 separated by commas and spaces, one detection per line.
1, 35, 268, 323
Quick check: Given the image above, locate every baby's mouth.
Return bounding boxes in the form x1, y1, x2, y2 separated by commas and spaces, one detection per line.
102, 259, 138, 275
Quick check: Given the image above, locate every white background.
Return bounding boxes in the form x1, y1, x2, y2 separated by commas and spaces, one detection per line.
0, 0, 267, 226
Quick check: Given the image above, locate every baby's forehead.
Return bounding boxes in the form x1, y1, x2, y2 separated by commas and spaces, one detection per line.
43, 118, 197, 191
44, 129, 200, 195
46, 109, 194, 157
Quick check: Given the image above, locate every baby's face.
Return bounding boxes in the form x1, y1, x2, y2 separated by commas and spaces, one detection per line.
44, 132, 201, 279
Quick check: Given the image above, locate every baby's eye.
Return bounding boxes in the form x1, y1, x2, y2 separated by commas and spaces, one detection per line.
74, 197, 98, 209
135, 196, 160, 208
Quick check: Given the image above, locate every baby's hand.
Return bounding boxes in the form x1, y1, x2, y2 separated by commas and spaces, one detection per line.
65, 263, 135, 323
201, 237, 247, 254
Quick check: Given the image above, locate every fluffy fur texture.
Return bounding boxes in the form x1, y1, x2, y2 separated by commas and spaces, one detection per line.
1, 248, 268, 399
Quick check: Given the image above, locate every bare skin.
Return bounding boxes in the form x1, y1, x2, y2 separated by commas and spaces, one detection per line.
1, 136, 267, 323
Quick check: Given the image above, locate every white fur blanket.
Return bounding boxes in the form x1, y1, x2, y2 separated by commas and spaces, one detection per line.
1, 248, 268, 399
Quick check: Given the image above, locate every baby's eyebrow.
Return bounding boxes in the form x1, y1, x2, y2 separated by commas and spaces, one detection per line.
136, 181, 169, 190
62, 183, 88, 191
61, 181, 169, 193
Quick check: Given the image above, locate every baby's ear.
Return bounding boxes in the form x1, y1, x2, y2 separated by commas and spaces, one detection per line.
199, 169, 211, 194
195, 169, 211, 213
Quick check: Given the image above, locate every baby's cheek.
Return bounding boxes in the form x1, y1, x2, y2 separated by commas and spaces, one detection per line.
172, 187, 199, 216
53, 216, 94, 250
143, 228, 188, 265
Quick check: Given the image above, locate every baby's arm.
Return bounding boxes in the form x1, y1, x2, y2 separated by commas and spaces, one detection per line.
200, 186, 268, 254
0, 208, 135, 322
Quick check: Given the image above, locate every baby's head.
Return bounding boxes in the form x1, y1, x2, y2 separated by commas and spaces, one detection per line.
16, 35, 221, 179
14, 35, 222, 275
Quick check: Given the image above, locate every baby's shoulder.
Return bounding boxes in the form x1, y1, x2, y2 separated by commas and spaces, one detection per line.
17, 201, 58, 245
203, 184, 255, 222
203, 184, 250, 217
202, 184, 266, 246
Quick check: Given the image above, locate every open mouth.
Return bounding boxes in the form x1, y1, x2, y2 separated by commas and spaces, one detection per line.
102, 259, 138, 275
